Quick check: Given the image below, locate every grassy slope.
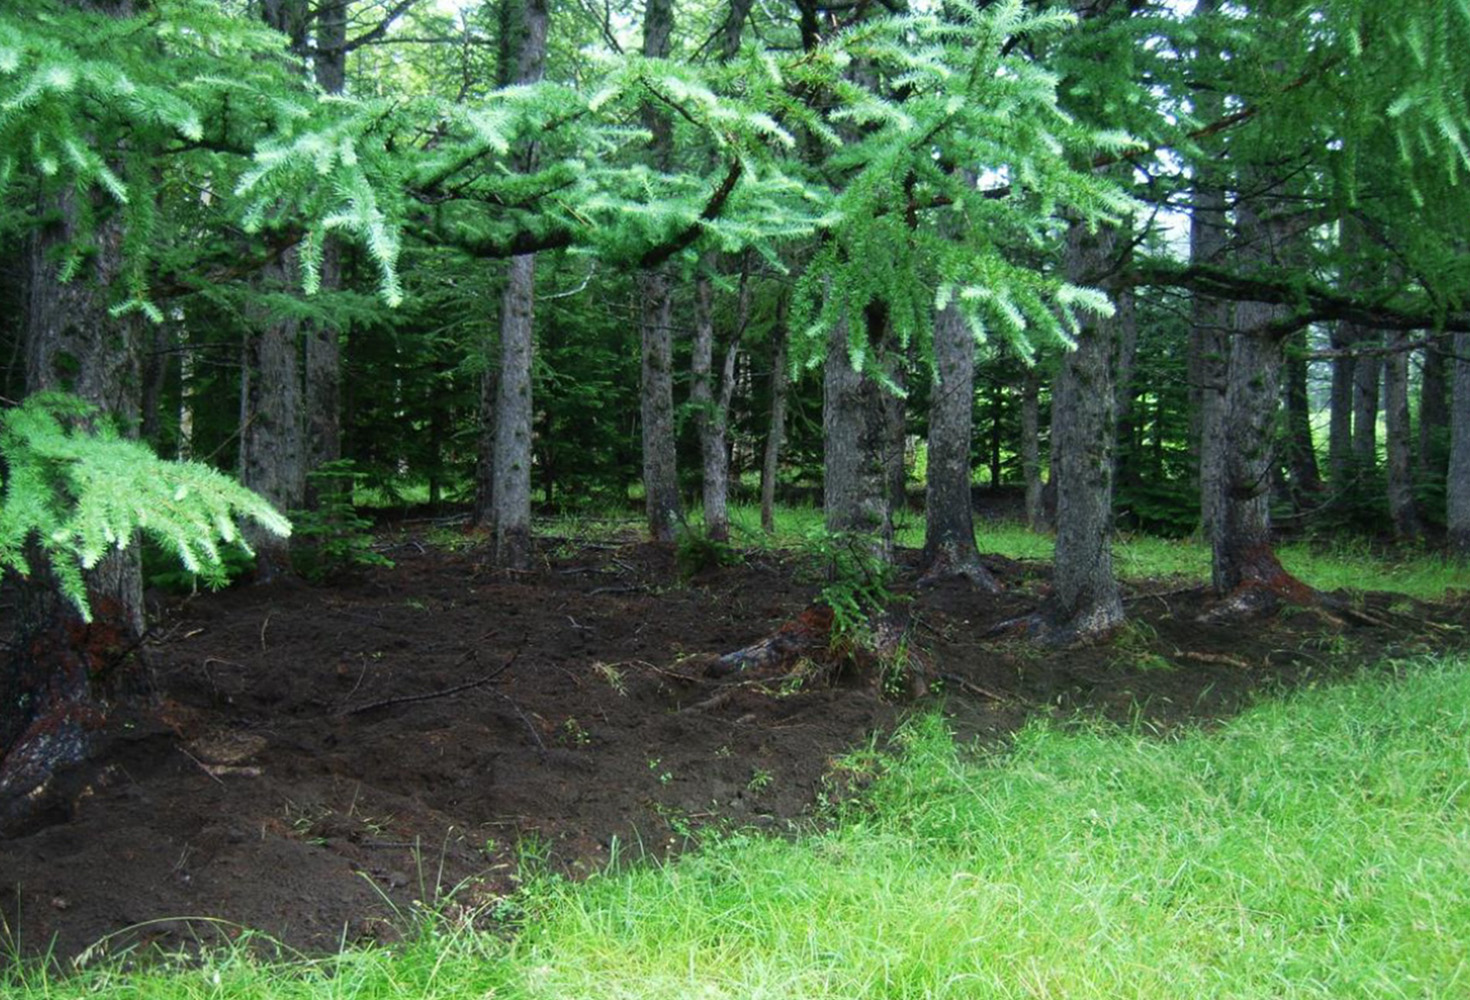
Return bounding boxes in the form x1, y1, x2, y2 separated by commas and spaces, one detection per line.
9, 657, 1468, 998
11, 509, 1468, 996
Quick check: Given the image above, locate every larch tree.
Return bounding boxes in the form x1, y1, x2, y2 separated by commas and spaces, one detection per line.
488, 0, 551, 569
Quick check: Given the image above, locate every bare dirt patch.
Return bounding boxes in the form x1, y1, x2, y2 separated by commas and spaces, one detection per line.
4, 529, 1467, 966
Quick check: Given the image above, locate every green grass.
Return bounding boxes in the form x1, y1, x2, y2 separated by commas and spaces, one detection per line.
529, 503, 1462, 601
10, 657, 1470, 998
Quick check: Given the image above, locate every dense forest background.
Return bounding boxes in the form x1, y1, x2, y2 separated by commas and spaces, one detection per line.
3, 0, 1470, 640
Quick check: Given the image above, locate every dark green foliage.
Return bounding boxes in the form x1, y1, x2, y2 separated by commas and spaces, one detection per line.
290, 460, 392, 581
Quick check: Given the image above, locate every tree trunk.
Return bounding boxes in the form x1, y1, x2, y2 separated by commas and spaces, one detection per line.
1020, 366, 1044, 531
1280, 335, 1321, 507
487, 0, 549, 568
640, 269, 682, 541
760, 296, 789, 534
1044, 222, 1124, 642
1209, 196, 1309, 607
1384, 329, 1419, 538
1449, 331, 1470, 557
824, 304, 893, 560
1327, 321, 1355, 488
691, 266, 743, 541
302, 0, 346, 501
4, 178, 145, 834
1418, 337, 1450, 489
239, 257, 306, 581
920, 304, 999, 589
1351, 326, 1381, 474
491, 254, 536, 567
1188, 2, 1231, 542
475, 352, 497, 525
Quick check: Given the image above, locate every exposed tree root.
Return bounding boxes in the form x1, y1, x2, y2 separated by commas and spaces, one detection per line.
698, 603, 927, 698
916, 545, 1003, 593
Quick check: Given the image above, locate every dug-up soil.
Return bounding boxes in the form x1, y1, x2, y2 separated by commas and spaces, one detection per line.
4, 525, 1469, 967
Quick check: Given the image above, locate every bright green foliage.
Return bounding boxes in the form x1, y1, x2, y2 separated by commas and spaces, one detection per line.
791, 0, 1138, 375
290, 460, 392, 581
0, 393, 290, 620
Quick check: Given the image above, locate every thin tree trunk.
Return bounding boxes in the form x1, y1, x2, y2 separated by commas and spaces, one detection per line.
1419, 337, 1450, 488
824, 304, 893, 560
303, 0, 346, 499
640, 269, 681, 541
760, 296, 789, 534
1280, 335, 1321, 507
1189, 0, 1230, 542
487, 0, 549, 568
920, 304, 999, 589
1020, 366, 1044, 531
1327, 321, 1355, 488
1448, 331, 1470, 557
690, 263, 745, 541
1044, 221, 1124, 641
1384, 329, 1419, 538
491, 254, 536, 567
1351, 327, 1381, 473
638, 0, 679, 543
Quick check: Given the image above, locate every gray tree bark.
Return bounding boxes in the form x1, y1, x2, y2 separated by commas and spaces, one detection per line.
1020, 366, 1044, 531
1449, 331, 1470, 557
1351, 326, 1381, 473
640, 270, 682, 541
1045, 222, 1124, 641
491, 254, 537, 567
1384, 329, 1419, 538
1418, 338, 1450, 486
691, 267, 743, 541
487, 0, 549, 568
824, 304, 894, 560
239, 256, 306, 581
1280, 336, 1321, 506
1327, 322, 1355, 488
759, 296, 790, 534
638, 0, 681, 543
920, 304, 999, 589
1188, 0, 1231, 542
1208, 196, 1309, 604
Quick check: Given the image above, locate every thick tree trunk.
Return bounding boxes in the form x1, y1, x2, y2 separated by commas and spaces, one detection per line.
1327, 321, 1355, 488
491, 254, 536, 568
824, 305, 893, 560
1209, 195, 1309, 607
920, 304, 999, 589
1044, 222, 1124, 642
1020, 366, 1044, 531
1384, 329, 1419, 538
487, 0, 549, 567
239, 258, 306, 581
759, 297, 789, 534
640, 269, 682, 541
1449, 331, 1470, 557
5, 183, 145, 834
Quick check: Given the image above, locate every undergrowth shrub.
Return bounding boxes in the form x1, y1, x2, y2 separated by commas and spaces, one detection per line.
290, 460, 392, 581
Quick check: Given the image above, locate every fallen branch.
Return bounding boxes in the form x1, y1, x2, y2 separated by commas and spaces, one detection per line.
338, 645, 522, 717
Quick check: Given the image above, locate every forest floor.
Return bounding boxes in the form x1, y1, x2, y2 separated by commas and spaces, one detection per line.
5, 521, 1470, 967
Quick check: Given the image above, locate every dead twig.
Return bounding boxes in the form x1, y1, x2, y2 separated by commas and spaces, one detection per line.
937, 672, 1009, 702
338, 644, 522, 717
